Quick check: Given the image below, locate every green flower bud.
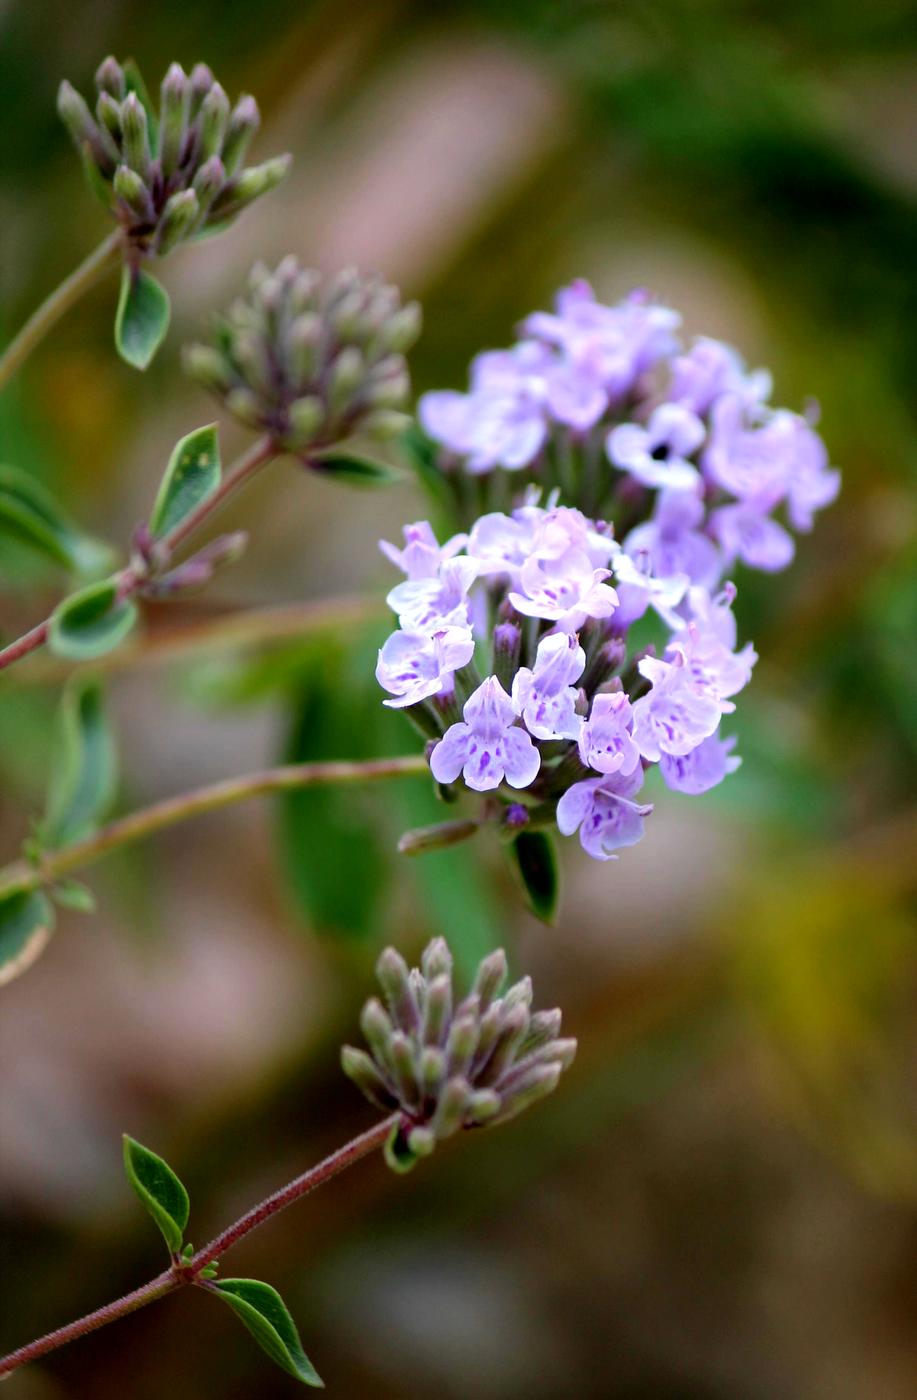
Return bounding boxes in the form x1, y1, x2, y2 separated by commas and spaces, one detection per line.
112, 164, 151, 219
156, 188, 200, 255
95, 56, 125, 99
120, 91, 151, 177
198, 81, 230, 162
221, 94, 260, 174
159, 62, 190, 175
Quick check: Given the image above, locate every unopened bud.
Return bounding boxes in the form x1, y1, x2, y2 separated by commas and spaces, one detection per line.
159, 62, 190, 174
379, 302, 422, 353
211, 153, 291, 219
156, 188, 199, 254
286, 396, 325, 446
113, 164, 150, 218
225, 387, 265, 429
221, 94, 260, 173
58, 81, 110, 170
446, 1015, 479, 1078
432, 1076, 470, 1139
340, 1046, 395, 1112
398, 818, 479, 857
182, 344, 231, 392
96, 91, 122, 141
376, 947, 419, 1033
199, 81, 230, 162
95, 56, 125, 99
188, 62, 214, 116
473, 949, 508, 1012
421, 937, 453, 983
327, 347, 364, 414
493, 622, 521, 690
120, 91, 151, 177
192, 155, 225, 215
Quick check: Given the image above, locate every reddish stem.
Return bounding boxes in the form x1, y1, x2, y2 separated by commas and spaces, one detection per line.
0, 1115, 395, 1380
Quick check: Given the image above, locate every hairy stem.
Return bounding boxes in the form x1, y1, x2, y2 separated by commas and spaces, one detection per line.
0, 231, 122, 391
0, 1116, 396, 1379
0, 755, 428, 897
0, 436, 276, 676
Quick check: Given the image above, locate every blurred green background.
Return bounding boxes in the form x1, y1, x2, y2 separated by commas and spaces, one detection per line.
1, 1, 916, 1396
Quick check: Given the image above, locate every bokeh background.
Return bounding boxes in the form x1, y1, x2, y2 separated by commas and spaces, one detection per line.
1, 1, 916, 1396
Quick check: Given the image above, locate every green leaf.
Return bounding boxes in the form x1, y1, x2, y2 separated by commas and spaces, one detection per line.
309, 446, 400, 487
0, 464, 114, 576
49, 578, 138, 660
115, 267, 171, 370
149, 424, 221, 538
52, 879, 96, 913
44, 678, 118, 847
510, 830, 560, 925
214, 1279, 323, 1387
122, 1134, 189, 1254
0, 889, 55, 987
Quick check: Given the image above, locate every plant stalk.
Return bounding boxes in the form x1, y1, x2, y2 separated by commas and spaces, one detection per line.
0, 231, 122, 390
0, 755, 428, 898
0, 1116, 396, 1379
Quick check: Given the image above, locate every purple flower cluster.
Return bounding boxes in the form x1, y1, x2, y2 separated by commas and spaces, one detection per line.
419, 281, 839, 572
377, 501, 754, 861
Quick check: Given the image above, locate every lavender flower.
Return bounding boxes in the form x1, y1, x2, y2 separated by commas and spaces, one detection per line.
511, 632, 586, 741
376, 628, 475, 709
659, 734, 741, 794
412, 283, 838, 582
576, 690, 640, 777
430, 677, 541, 792
341, 939, 576, 1169
607, 403, 705, 492
556, 766, 653, 861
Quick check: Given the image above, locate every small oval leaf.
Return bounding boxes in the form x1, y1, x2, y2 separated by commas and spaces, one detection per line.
122, 1135, 189, 1254
115, 267, 171, 371
0, 464, 114, 576
0, 889, 55, 987
49, 579, 138, 660
214, 1279, 324, 1387
510, 830, 560, 925
44, 678, 118, 848
149, 424, 221, 538
309, 447, 399, 487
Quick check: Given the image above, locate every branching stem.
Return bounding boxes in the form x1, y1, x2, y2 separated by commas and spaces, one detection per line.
0, 755, 428, 898
0, 436, 277, 675
0, 1115, 396, 1378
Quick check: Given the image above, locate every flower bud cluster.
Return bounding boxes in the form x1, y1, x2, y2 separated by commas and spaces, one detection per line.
183, 259, 421, 456
342, 939, 575, 1169
376, 500, 755, 861
58, 57, 289, 256
419, 280, 839, 573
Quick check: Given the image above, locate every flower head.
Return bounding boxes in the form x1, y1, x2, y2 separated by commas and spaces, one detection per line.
341, 939, 576, 1169
184, 259, 420, 456
58, 57, 289, 257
